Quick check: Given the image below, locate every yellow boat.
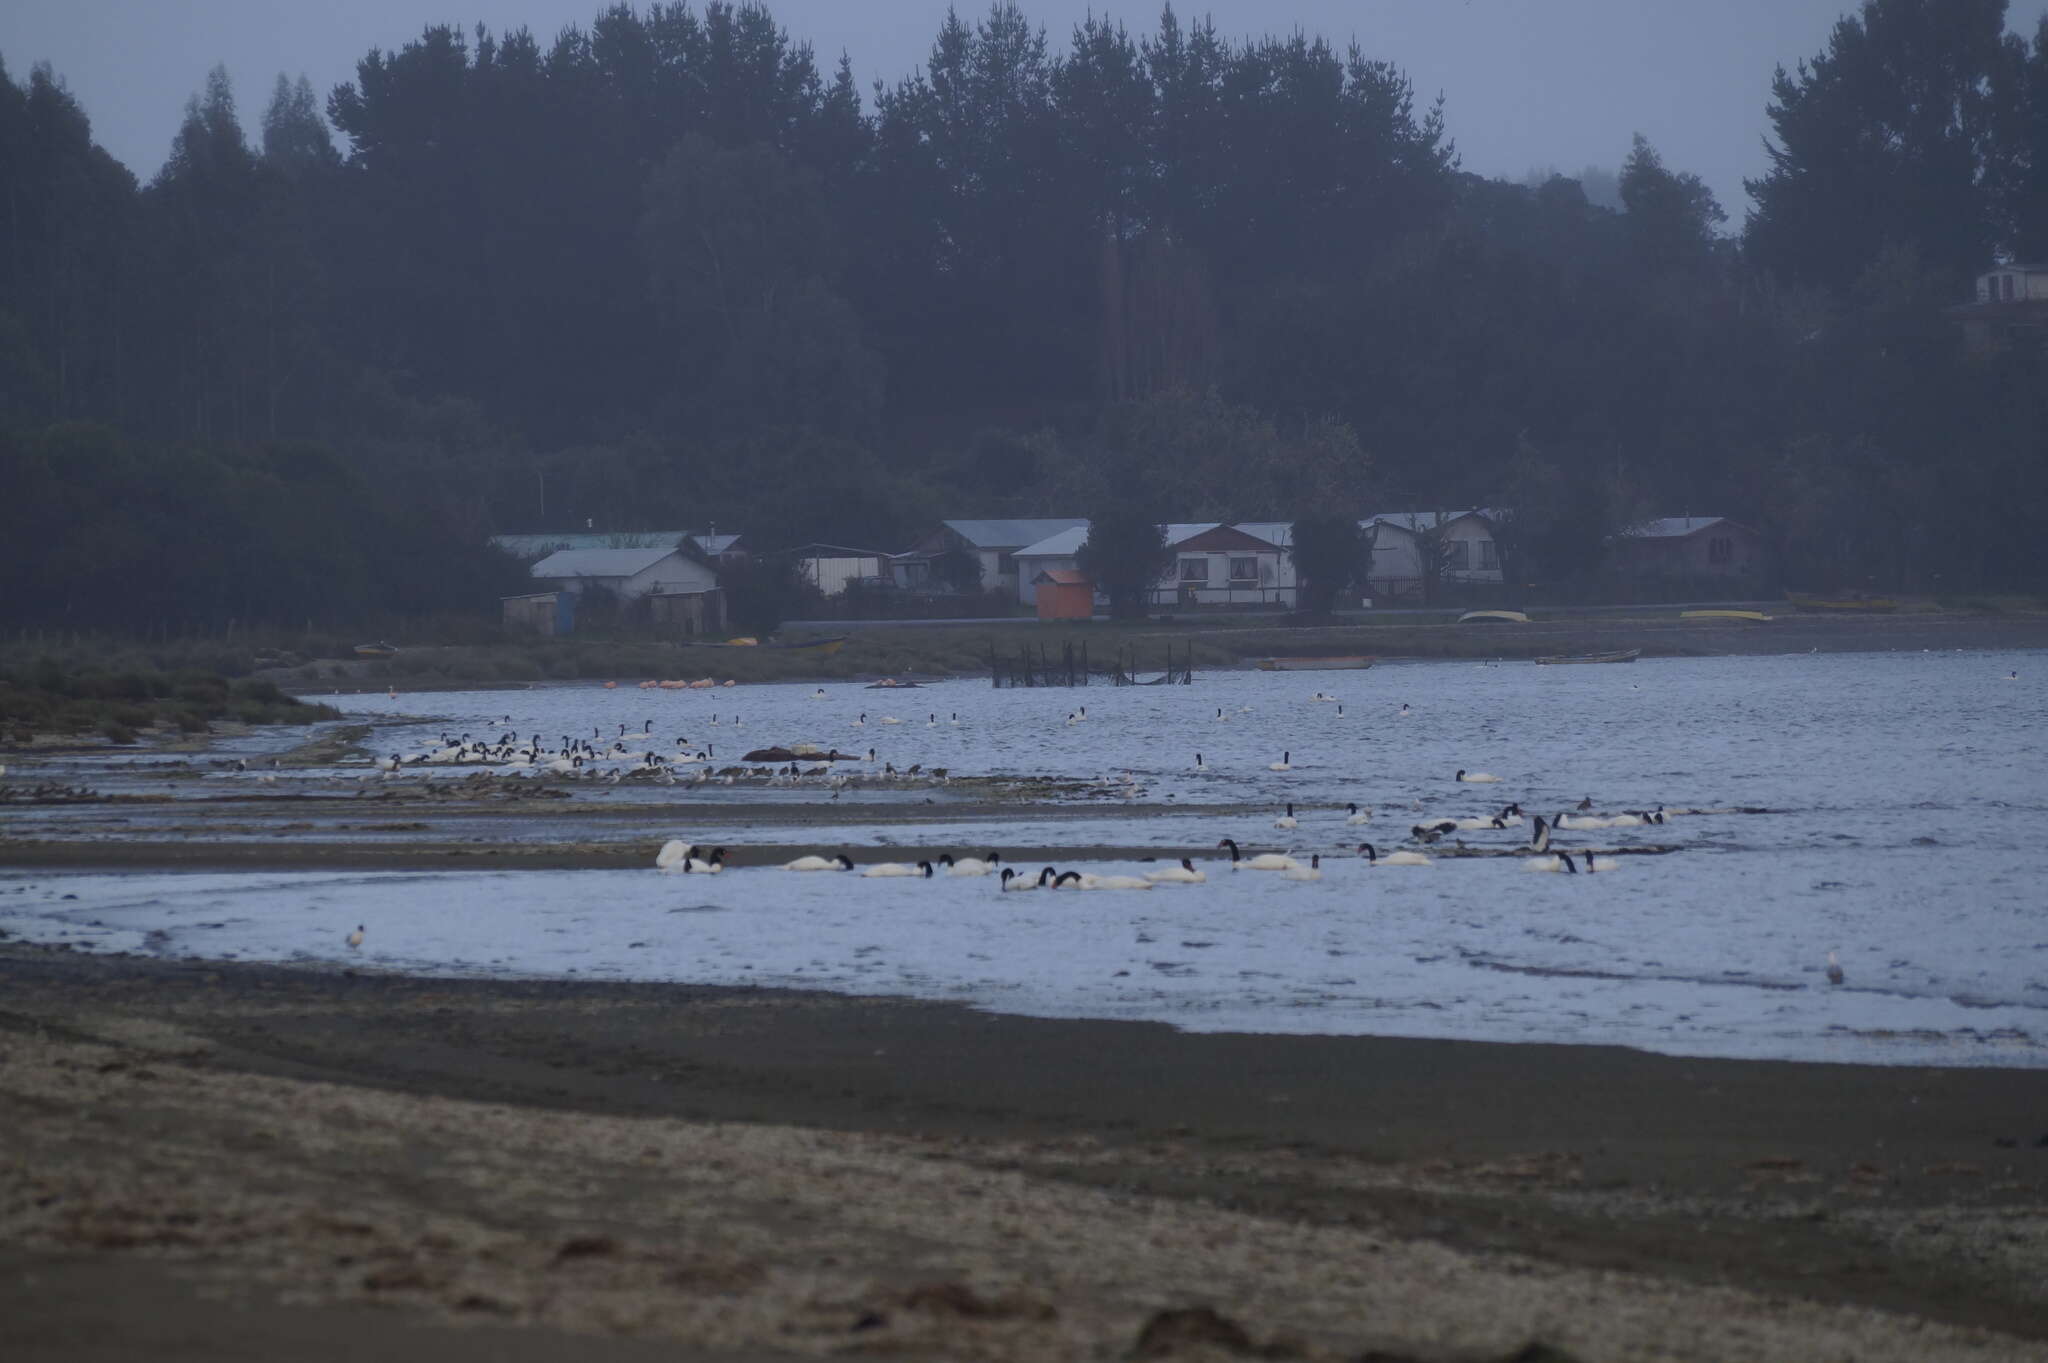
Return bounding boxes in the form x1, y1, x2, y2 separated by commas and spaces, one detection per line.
1681, 610, 1773, 622
1457, 610, 1529, 624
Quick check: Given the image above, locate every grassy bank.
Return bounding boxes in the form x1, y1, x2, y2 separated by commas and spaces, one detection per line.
9, 597, 2047, 695
0, 661, 340, 747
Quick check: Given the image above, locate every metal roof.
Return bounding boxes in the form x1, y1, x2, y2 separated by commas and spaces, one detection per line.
686, 533, 743, 555
530, 547, 684, 578
941, 518, 1088, 548
1014, 525, 1090, 557
1624, 516, 1733, 539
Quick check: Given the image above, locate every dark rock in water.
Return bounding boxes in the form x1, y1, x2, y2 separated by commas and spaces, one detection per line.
1134, 1305, 1254, 1357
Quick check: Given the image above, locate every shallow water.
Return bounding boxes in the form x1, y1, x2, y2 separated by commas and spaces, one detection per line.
4, 649, 2045, 1067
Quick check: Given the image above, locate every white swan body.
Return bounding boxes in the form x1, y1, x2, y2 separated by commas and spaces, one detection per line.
1282, 854, 1323, 882
1274, 802, 1298, 830
1070, 872, 1153, 891
1268, 751, 1292, 772
1522, 852, 1577, 873
1146, 858, 1208, 884
1358, 842, 1430, 866
861, 860, 933, 878
655, 839, 695, 871
1455, 769, 1501, 783
943, 852, 1001, 877
784, 853, 854, 872
1345, 803, 1372, 825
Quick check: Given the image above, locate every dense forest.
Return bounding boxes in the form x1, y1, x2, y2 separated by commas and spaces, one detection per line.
4, 0, 2048, 633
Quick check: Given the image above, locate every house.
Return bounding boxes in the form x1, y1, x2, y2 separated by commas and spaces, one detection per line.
530, 547, 718, 600
1011, 525, 1090, 605
1153, 523, 1297, 608
1012, 522, 1300, 609
501, 591, 576, 636
1608, 517, 1766, 581
1359, 511, 1504, 602
1950, 263, 2048, 349
1033, 570, 1095, 620
788, 544, 895, 597
895, 519, 1087, 597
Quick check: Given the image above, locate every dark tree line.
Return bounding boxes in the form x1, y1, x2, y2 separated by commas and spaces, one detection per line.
4, 0, 2048, 635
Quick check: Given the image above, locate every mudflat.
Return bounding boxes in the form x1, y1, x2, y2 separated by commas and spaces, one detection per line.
3, 941, 2045, 1362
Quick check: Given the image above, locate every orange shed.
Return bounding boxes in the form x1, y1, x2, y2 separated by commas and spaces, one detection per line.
1033, 569, 1095, 621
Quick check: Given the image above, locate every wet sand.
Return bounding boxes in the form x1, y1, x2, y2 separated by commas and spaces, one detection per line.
3, 941, 2046, 1362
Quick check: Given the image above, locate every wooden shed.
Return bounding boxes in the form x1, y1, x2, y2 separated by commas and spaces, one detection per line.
1033, 569, 1095, 621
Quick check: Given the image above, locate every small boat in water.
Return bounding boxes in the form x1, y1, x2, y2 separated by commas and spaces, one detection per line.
1254, 656, 1375, 672
1533, 648, 1641, 665
1457, 610, 1529, 624
1681, 610, 1773, 622
352, 641, 399, 658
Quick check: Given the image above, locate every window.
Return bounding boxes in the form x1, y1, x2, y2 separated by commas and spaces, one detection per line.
2003, 274, 2017, 301
1476, 541, 1499, 570
1707, 536, 1733, 565
1443, 540, 1470, 570
1179, 557, 1209, 583
1228, 556, 1259, 582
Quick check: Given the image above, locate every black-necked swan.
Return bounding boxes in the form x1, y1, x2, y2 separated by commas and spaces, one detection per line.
1000, 867, 1054, 891
784, 853, 854, 872
861, 859, 933, 878
1217, 837, 1298, 871
680, 846, 725, 873
1346, 803, 1372, 825
345, 924, 365, 949
1455, 769, 1501, 783
1359, 841, 1430, 866
1072, 871, 1153, 890
1269, 751, 1292, 772
1522, 851, 1577, 873
1145, 858, 1207, 884
944, 851, 1001, 877
1274, 802, 1298, 830
655, 839, 696, 871
1282, 854, 1323, 882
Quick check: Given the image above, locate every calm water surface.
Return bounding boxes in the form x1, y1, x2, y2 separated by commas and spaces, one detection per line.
4, 650, 2043, 1067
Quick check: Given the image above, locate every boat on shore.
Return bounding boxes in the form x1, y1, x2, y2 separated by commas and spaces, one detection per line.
1534, 647, 1641, 665
1681, 609, 1773, 622
1457, 610, 1529, 624
1254, 656, 1375, 672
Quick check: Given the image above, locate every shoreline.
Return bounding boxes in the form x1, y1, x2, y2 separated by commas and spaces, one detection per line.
238, 606, 2048, 692
3, 938, 2046, 1361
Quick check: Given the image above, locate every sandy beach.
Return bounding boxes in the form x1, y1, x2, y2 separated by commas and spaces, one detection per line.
4, 940, 2046, 1362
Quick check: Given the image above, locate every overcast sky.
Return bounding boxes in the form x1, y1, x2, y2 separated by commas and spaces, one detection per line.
6, 0, 2047, 220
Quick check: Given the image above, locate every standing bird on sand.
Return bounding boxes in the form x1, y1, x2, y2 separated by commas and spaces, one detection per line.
1826, 951, 1845, 986
346, 924, 365, 950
